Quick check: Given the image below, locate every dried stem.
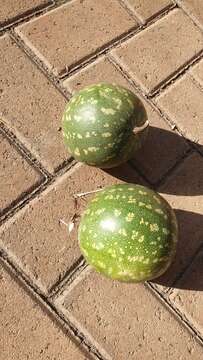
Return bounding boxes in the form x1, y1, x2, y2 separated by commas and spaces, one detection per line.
59, 219, 69, 227
133, 120, 149, 135
73, 188, 103, 198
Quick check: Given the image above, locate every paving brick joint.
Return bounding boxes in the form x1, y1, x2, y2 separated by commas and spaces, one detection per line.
0, 0, 203, 359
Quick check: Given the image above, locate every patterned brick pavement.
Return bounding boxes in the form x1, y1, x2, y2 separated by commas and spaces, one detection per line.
0, 1, 203, 359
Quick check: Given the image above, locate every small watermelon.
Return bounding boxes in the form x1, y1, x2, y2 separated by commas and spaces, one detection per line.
62, 83, 148, 168
78, 184, 178, 282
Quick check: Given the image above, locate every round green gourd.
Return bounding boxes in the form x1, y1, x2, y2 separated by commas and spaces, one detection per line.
79, 184, 178, 282
62, 83, 148, 168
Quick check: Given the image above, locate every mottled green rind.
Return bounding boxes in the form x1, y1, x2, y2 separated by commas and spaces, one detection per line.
62, 83, 148, 168
78, 184, 178, 282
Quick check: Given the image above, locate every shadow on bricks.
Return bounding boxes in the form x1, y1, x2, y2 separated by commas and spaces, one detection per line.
105, 125, 203, 291
106, 125, 203, 194
154, 209, 203, 291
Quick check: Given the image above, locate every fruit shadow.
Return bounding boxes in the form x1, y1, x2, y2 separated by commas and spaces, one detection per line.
105, 125, 203, 195
152, 209, 203, 291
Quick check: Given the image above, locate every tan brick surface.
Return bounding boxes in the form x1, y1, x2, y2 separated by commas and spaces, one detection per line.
179, 0, 203, 30
55, 268, 203, 359
63, 56, 135, 93
0, 162, 143, 293
169, 249, 203, 337
0, 263, 87, 360
190, 58, 203, 86
155, 73, 203, 146
64, 56, 188, 185
155, 152, 203, 287
16, 0, 137, 76
112, 9, 203, 93
125, 0, 172, 23
1, 0, 203, 356
0, 133, 43, 216
0, 35, 68, 174
0, 0, 52, 26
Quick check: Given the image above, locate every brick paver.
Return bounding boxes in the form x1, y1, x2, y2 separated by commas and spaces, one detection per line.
190, 58, 203, 86
63, 56, 135, 93
179, 0, 203, 30
125, 0, 173, 23
0, 163, 143, 293
112, 8, 203, 93
64, 56, 188, 185
0, 133, 43, 216
0, 35, 68, 174
55, 268, 203, 359
155, 72, 203, 147
16, 0, 137, 76
0, 263, 87, 360
156, 152, 203, 287
1, 0, 203, 358
169, 249, 203, 338
0, 0, 52, 27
